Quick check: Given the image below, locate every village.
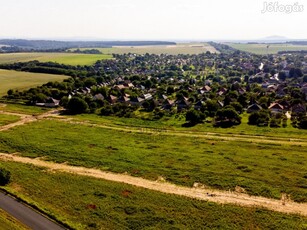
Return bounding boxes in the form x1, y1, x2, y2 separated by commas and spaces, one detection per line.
3, 44, 307, 128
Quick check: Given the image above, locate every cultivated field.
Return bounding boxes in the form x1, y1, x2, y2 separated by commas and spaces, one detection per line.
0, 69, 69, 96
0, 111, 306, 202
1, 161, 306, 229
72, 43, 218, 55
0, 53, 112, 66
0, 104, 307, 229
226, 43, 307, 54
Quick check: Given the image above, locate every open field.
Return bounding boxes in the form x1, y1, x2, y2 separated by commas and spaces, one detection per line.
0, 118, 306, 202
0, 103, 51, 115
0, 53, 112, 65
73, 112, 307, 139
0, 69, 69, 96
0, 208, 29, 230
1, 161, 306, 229
226, 43, 307, 54
0, 114, 20, 126
71, 43, 218, 55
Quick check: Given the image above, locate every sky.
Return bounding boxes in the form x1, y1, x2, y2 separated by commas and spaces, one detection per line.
0, 0, 306, 40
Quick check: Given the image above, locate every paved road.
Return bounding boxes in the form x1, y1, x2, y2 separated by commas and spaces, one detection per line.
0, 192, 65, 230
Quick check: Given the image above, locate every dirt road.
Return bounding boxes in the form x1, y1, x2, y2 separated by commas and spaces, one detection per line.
1, 153, 306, 217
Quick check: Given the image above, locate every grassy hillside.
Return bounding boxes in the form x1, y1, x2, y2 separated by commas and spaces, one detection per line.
0, 53, 112, 66
1, 161, 306, 230
0, 69, 69, 96
226, 43, 307, 54
70, 43, 218, 55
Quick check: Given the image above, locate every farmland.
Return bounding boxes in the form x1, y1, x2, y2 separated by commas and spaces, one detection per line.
0, 116, 306, 202
71, 43, 218, 55
0, 69, 69, 96
0, 53, 112, 66
226, 43, 307, 54
1, 161, 306, 229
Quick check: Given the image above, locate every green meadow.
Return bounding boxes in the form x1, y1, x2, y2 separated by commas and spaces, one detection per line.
227, 43, 307, 54
0, 119, 306, 202
1, 161, 306, 230
0, 114, 20, 126
0, 53, 112, 66
0, 69, 69, 96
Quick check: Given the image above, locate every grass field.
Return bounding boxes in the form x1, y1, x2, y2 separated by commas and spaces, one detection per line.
73, 112, 307, 139
0, 53, 112, 66
0, 114, 20, 126
0, 208, 29, 230
71, 43, 218, 55
226, 43, 307, 54
0, 103, 51, 115
1, 161, 306, 229
0, 69, 69, 96
0, 119, 306, 202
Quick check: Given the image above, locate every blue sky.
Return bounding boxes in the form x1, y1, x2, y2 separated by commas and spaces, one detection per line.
0, 0, 306, 40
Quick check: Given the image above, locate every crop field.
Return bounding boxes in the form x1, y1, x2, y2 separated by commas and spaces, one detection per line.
0, 208, 29, 230
0, 53, 112, 66
226, 43, 307, 54
1, 161, 306, 229
71, 43, 218, 55
0, 119, 306, 202
0, 69, 69, 96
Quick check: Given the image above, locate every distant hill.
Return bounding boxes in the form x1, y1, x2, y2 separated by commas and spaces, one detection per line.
0, 39, 176, 50
262, 35, 288, 40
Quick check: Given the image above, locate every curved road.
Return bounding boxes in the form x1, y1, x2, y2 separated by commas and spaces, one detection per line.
0, 192, 65, 230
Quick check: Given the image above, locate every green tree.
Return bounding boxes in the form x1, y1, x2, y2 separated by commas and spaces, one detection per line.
67, 97, 89, 114
186, 109, 205, 125
214, 107, 241, 127
248, 111, 270, 126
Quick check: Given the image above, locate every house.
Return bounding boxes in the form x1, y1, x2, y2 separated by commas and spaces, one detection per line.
93, 94, 104, 101
108, 95, 117, 104
143, 93, 153, 100
269, 103, 284, 113
176, 99, 190, 110
130, 97, 144, 106
124, 82, 134, 88
114, 84, 126, 90
247, 104, 262, 113
118, 96, 130, 104
201, 85, 211, 93
162, 99, 175, 110
217, 100, 224, 108
44, 97, 60, 108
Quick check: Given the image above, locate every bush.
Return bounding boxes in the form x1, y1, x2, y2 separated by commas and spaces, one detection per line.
186, 109, 205, 125
248, 111, 270, 127
0, 168, 11, 186
298, 116, 307, 129
66, 97, 89, 114
214, 107, 241, 127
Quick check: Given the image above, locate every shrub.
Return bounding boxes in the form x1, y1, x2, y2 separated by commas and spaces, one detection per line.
248, 111, 270, 127
66, 97, 89, 114
0, 168, 11, 186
